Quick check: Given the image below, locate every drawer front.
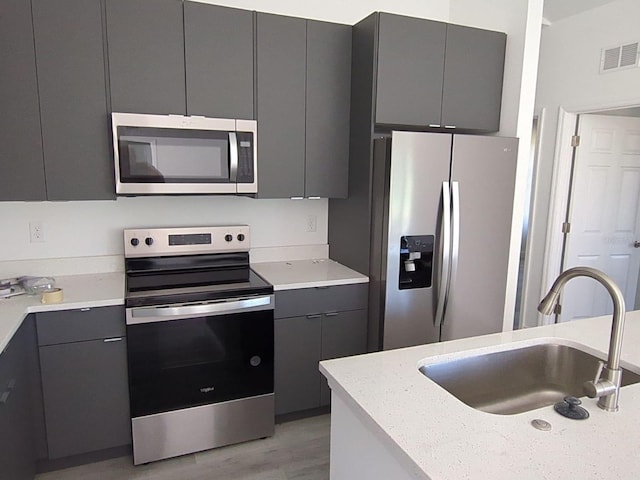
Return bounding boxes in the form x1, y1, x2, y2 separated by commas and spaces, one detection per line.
275, 283, 368, 319
36, 306, 125, 346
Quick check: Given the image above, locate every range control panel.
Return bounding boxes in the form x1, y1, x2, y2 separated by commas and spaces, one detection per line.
124, 225, 251, 258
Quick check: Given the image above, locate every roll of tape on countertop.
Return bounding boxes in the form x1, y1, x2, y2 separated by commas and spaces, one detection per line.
41, 288, 63, 304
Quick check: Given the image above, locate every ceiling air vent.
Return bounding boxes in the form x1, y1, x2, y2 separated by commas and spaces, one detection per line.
600, 42, 640, 73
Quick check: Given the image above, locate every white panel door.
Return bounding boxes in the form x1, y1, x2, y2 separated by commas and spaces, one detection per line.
561, 114, 640, 322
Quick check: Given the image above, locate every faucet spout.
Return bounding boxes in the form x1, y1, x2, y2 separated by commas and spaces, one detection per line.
537, 266, 626, 412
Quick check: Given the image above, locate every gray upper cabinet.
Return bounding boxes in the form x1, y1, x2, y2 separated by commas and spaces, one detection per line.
256, 13, 306, 198
375, 13, 446, 128
441, 24, 506, 132
305, 20, 351, 199
370, 12, 505, 132
32, 0, 115, 200
0, 0, 46, 201
106, 0, 186, 115
257, 14, 351, 199
184, 2, 254, 119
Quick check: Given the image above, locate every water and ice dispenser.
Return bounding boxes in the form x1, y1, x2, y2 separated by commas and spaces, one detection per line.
398, 235, 434, 290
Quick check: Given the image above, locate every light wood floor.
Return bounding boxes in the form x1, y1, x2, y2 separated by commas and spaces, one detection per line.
35, 414, 330, 480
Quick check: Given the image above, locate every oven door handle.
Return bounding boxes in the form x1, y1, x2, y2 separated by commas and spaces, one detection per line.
126, 295, 274, 325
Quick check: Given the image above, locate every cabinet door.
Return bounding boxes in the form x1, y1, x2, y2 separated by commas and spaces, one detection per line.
305, 20, 351, 199
0, 0, 46, 201
184, 2, 254, 119
441, 24, 506, 132
320, 310, 368, 405
274, 316, 322, 415
256, 13, 306, 198
375, 13, 446, 127
32, 0, 114, 200
0, 318, 37, 480
39, 337, 131, 459
106, 0, 185, 115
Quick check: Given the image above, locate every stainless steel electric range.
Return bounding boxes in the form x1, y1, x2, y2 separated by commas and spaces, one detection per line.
123, 225, 274, 465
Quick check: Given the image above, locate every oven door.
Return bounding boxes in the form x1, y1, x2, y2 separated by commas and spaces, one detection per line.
125, 294, 274, 418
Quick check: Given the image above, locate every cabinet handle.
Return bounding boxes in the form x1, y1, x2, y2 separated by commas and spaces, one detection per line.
306, 314, 322, 319
324, 312, 339, 317
103, 337, 123, 343
0, 391, 10, 404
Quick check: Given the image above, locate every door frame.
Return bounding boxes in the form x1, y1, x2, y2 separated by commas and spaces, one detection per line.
540, 100, 640, 326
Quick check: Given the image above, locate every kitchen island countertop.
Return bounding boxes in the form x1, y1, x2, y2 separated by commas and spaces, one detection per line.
320, 312, 640, 479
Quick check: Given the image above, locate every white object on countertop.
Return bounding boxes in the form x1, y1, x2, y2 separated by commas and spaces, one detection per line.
251, 258, 368, 290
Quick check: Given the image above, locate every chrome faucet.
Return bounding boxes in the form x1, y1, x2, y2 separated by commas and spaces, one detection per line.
538, 266, 626, 412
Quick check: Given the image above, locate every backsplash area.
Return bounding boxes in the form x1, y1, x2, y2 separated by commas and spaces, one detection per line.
0, 196, 328, 263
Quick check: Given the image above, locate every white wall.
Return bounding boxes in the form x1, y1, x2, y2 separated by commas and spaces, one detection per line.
192, 0, 450, 24
0, 197, 328, 262
449, 0, 544, 329
523, 0, 640, 327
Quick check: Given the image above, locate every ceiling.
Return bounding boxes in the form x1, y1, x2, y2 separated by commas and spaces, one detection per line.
542, 0, 619, 23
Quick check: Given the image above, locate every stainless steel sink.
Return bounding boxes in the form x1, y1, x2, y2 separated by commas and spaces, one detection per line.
419, 343, 640, 415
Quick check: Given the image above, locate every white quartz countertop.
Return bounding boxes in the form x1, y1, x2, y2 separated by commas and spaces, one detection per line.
320, 312, 640, 479
251, 258, 368, 290
0, 272, 124, 352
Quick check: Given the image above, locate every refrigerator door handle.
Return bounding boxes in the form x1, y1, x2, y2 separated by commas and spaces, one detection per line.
443, 181, 461, 326
434, 182, 451, 328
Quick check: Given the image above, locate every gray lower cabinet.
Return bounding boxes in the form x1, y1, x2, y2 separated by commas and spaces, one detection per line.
105, 0, 186, 115
319, 310, 367, 405
0, 316, 37, 480
256, 14, 351, 199
32, 0, 114, 201
0, 0, 46, 201
274, 284, 368, 415
274, 316, 322, 415
36, 306, 130, 459
184, 2, 255, 119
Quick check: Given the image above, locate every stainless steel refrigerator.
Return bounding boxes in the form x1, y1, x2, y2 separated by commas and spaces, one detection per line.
369, 131, 518, 350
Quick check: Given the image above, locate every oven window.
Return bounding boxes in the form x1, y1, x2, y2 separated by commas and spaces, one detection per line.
118, 127, 231, 183
127, 309, 273, 418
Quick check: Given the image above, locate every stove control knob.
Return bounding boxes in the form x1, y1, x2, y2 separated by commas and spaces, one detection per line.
145, 237, 154, 246
224, 234, 233, 242
250, 355, 262, 367
130, 238, 139, 247
237, 233, 245, 242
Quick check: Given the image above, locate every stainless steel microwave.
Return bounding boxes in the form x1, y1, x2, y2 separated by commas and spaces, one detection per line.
112, 113, 257, 195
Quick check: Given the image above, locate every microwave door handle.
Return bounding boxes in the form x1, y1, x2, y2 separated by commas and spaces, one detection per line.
229, 132, 239, 182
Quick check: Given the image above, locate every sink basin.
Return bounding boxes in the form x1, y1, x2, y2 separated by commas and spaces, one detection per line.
419, 343, 640, 415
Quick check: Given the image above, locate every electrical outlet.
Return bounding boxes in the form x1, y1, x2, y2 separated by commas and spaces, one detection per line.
29, 221, 45, 243
306, 215, 317, 233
